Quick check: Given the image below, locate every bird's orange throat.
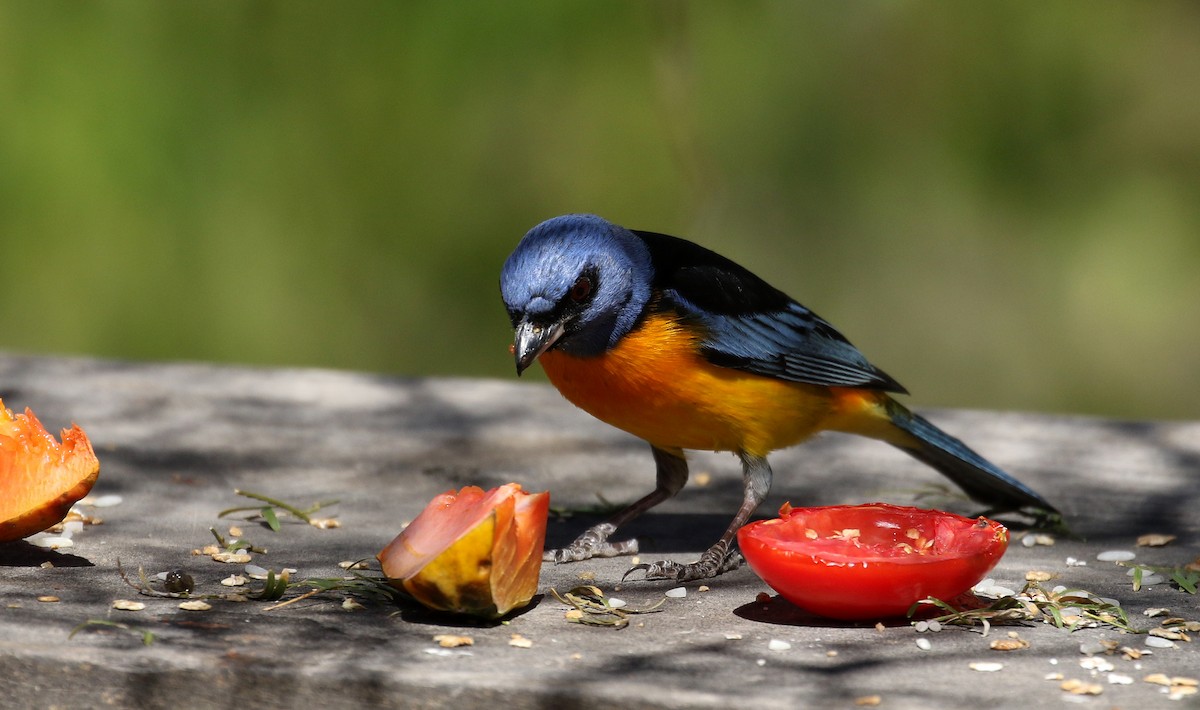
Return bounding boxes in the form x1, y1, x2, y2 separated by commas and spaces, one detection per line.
535, 313, 878, 456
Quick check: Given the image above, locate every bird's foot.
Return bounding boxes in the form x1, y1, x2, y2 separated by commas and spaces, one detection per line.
622, 543, 743, 582
544, 522, 639, 563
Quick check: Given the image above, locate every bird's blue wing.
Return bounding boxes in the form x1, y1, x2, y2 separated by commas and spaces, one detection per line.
634, 230, 906, 393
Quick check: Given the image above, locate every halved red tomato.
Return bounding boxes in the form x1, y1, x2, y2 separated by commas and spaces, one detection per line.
738, 502, 1008, 620
378, 483, 549, 619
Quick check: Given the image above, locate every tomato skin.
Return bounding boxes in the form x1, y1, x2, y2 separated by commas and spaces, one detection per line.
738, 503, 1008, 620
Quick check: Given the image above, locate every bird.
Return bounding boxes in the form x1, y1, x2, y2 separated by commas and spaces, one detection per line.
500, 213, 1057, 582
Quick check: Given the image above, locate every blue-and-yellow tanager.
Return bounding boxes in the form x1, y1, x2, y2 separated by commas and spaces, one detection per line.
500, 214, 1057, 581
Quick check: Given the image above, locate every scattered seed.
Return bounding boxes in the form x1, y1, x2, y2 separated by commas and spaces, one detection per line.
309, 517, 340, 529
826, 650, 838, 657
221, 575, 247, 587
665, 587, 686, 598
854, 696, 882, 707
1060, 679, 1103, 695
1136, 533, 1176, 547
969, 662, 1004, 672
341, 598, 364, 611
211, 552, 252, 564
1120, 646, 1144, 660
37, 596, 60, 603
228, 525, 243, 538
1149, 627, 1190, 642
1144, 673, 1173, 686
697, 585, 710, 592
338, 560, 369, 570
990, 637, 1030, 651
508, 633, 533, 648
693, 472, 712, 487
39, 562, 53, 570
1108, 674, 1134, 685
564, 609, 583, 621
1096, 550, 1136, 562
724, 633, 742, 640
89, 494, 124, 508
606, 598, 627, 609
112, 599, 146, 611
755, 592, 771, 604
768, 639, 791, 652
433, 634, 473, 648
178, 601, 211, 611
1045, 672, 1065, 681
1025, 570, 1055, 582
1065, 557, 1087, 567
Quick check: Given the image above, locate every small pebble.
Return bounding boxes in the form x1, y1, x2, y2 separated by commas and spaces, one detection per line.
1065, 557, 1087, 567
969, 662, 1004, 672
607, 598, 627, 609
916, 638, 932, 651
244, 564, 269, 579
112, 599, 146, 611
1080, 657, 1114, 672
30, 536, 73, 550
665, 587, 686, 598
220, 575, 247, 587
1144, 635, 1176, 649
90, 494, 124, 508
508, 634, 533, 648
768, 639, 791, 652
1096, 550, 1136, 562
1143, 608, 1170, 618
1107, 674, 1134, 685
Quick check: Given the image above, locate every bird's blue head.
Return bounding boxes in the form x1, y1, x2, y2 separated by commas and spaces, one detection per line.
500, 214, 653, 375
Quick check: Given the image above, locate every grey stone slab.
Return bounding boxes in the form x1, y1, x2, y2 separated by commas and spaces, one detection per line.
0, 353, 1197, 709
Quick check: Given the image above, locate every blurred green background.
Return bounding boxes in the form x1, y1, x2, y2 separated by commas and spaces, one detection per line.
1, 2, 1198, 420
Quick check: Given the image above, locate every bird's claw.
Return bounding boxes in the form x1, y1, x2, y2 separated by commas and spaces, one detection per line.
622, 547, 744, 582
544, 522, 639, 563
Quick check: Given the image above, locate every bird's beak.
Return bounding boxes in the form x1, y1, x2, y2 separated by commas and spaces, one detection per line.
513, 318, 565, 376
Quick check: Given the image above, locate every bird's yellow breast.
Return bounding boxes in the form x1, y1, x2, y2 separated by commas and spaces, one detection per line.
537, 313, 852, 457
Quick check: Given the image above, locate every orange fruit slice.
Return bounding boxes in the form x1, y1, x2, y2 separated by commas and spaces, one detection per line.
378, 483, 549, 618
0, 399, 100, 542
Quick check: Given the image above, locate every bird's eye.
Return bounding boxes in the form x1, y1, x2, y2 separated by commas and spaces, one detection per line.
568, 275, 593, 303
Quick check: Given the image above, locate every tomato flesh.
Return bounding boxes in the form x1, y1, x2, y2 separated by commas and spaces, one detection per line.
738, 503, 1008, 620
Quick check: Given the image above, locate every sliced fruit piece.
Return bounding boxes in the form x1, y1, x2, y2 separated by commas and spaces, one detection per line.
0, 399, 101, 542
738, 502, 1008, 620
378, 483, 549, 618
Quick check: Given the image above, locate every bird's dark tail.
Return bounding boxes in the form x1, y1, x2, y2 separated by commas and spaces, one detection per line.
881, 399, 1057, 513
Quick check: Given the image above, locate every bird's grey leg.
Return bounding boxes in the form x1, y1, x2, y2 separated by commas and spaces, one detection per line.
546, 445, 688, 563
626, 453, 773, 582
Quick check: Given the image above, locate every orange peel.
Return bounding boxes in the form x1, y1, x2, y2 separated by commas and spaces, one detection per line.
378, 483, 548, 618
0, 399, 100, 542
